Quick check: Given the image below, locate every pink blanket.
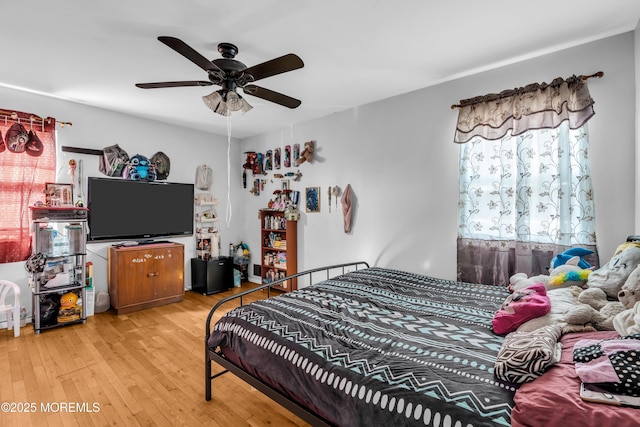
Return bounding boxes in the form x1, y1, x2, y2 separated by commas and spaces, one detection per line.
511, 331, 640, 427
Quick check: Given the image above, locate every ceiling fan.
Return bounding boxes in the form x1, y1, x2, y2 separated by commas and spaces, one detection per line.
135, 36, 304, 115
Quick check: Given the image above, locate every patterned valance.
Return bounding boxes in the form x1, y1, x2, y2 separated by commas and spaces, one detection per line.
453, 74, 597, 143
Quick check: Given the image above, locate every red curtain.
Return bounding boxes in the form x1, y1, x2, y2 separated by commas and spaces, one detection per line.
0, 110, 56, 263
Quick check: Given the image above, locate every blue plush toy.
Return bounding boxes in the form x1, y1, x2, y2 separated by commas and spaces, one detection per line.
551, 247, 594, 270
124, 154, 156, 181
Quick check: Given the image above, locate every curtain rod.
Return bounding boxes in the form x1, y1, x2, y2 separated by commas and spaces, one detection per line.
450, 71, 604, 110
0, 109, 72, 127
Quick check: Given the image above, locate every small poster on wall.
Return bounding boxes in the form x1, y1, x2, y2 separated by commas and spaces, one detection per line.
305, 186, 320, 213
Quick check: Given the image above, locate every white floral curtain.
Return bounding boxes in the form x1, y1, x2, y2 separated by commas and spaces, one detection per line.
455, 75, 599, 286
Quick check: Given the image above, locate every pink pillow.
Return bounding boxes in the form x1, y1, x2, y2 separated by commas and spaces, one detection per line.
493, 283, 551, 335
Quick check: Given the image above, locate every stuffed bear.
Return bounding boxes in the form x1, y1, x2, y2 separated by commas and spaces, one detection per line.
617, 264, 640, 309
563, 287, 625, 332
296, 141, 314, 165
588, 246, 640, 299
509, 256, 591, 292
612, 265, 640, 335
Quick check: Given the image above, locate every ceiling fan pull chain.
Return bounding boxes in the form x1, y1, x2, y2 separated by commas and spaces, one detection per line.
225, 114, 232, 228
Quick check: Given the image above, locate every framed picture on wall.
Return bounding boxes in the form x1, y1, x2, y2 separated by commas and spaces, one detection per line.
305, 186, 320, 213
45, 182, 74, 207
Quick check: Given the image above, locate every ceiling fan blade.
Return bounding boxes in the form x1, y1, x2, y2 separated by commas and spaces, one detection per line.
243, 85, 301, 109
158, 36, 224, 76
243, 54, 304, 82
135, 81, 213, 89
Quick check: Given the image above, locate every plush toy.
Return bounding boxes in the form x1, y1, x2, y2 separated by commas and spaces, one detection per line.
617, 264, 640, 309
613, 301, 640, 336
296, 141, 314, 165
57, 292, 81, 323
551, 247, 593, 269
588, 246, 640, 299
612, 265, 640, 335
124, 154, 156, 181
492, 283, 551, 335
509, 256, 591, 292
564, 287, 625, 332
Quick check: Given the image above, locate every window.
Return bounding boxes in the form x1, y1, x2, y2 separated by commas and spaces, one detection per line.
0, 111, 56, 263
453, 75, 600, 285
458, 122, 596, 245
456, 122, 598, 285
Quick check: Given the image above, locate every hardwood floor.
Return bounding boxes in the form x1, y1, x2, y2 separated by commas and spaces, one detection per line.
0, 283, 311, 427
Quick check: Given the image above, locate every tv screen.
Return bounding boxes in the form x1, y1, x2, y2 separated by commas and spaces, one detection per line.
87, 177, 194, 242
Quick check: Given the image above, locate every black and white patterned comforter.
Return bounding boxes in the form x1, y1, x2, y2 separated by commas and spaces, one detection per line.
208, 267, 516, 426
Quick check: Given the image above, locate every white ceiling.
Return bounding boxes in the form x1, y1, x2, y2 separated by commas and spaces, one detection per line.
3, 1, 640, 139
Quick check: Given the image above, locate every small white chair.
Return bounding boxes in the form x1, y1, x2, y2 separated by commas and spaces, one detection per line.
0, 280, 21, 337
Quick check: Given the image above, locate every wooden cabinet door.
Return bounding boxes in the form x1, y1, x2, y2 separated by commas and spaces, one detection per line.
112, 248, 155, 307
151, 245, 184, 300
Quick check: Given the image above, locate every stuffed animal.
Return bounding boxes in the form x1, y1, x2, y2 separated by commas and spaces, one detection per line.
57, 292, 81, 323
509, 256, 591, 292
612, 265, 640, 335
124, 154, 156, 181
613, 301, 640, 336
588, 246, 640, 299
551, 247, 593, 270
492, 283, 551, 335
564, 287, 625, 332
617, 264, 640, 309
296, 141, 314, 165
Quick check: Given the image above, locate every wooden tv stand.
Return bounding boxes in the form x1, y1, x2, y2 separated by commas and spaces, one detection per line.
108, 242, 185, 314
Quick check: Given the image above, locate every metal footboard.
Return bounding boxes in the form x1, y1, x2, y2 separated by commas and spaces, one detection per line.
204, 261, 370, 425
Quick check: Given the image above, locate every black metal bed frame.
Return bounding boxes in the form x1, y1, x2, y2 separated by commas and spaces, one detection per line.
204, 261, 370, 426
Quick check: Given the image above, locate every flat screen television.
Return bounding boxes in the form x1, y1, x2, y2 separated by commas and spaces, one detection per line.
87, 177, 194, 242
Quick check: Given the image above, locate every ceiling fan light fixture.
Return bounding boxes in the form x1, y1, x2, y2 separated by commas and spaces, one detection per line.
202, 90, 230, 116
226, 90, 253, 114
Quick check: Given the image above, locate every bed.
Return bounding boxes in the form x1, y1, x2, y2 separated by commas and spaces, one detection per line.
205, 262, 639, 426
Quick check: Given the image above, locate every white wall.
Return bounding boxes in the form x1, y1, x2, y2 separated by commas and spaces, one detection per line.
240, 32, 637, 285
0, 87, 245, 317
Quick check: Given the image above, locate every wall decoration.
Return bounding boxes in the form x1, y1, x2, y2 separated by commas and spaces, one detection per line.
331, 186, 341, 211
284, 145, 291, 167
253, 152, 264, 175
282, 180, 290, 191
243, 151, 256, 172
45, 182, 73, 206
296, 141, 314, 165
251, 179, 262, 196
274, 148, 281, 169
265, 150, 273, 170
293, 144, 300, 162
305, 186, 320, 213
